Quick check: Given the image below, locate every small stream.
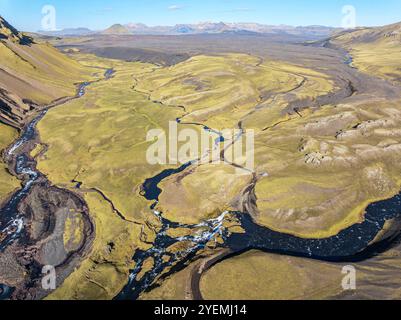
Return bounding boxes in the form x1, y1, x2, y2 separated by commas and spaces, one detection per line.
116, 50, 401, 298
116, 210, 229, 300
0, 82, 91, 253
0, 69, 114, 299
117, 106, 238, 299
1, 56, 399, 300
344, 53, 355, 68
0, 110, 47, 252
0, 70, 115, 253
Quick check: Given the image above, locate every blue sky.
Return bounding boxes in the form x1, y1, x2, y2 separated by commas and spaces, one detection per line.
1, 0, 401, 31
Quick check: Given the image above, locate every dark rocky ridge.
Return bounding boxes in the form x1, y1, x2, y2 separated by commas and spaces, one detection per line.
0, 16, 33, 45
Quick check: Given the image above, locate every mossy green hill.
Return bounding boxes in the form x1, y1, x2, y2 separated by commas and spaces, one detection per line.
0, 15, 95, 128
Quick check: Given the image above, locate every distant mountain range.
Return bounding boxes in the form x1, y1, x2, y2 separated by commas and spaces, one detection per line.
39, 22, 340, 37
38, 27, 96, 37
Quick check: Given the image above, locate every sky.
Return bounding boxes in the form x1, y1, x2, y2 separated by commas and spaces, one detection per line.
1, 0, 401, 32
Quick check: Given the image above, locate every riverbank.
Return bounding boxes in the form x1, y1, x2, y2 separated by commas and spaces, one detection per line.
0, 67, 113, 299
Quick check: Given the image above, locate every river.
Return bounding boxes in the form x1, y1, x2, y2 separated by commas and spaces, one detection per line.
0, 69, 114, 299
115, 50, 401, 299
2, 53, 400, 301
0, 83, 91, 253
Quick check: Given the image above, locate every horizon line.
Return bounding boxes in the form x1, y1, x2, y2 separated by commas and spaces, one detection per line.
31, 20, 393, 33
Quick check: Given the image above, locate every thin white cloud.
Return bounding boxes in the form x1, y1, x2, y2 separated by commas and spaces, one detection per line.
168, 5, 184, 11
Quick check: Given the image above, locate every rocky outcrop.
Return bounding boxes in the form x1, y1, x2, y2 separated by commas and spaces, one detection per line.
0, 16, 33, 45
